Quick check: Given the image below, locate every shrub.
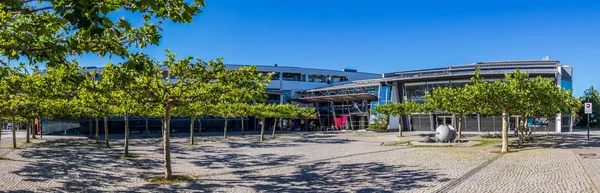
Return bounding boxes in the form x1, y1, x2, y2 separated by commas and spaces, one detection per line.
367, 115, 388, 130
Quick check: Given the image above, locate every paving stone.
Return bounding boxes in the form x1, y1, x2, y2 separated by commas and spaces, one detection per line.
0, 131, 598, 192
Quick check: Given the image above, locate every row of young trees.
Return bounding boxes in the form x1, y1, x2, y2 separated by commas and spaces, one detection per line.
0, 51, 317, 180
1, 0, 320, 180
375, 68, 580, 153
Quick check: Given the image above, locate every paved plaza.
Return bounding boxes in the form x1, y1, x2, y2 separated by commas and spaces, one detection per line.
0, 129, 599, 192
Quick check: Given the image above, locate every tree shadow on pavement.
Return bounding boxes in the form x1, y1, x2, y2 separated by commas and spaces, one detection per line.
516, 133, 600, 150
190, 153, 303, 169
186, 161, 448, 192
10, 138, 162, 192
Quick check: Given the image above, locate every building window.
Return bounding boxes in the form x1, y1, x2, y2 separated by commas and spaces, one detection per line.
331, 76, 349, 83
405, 84, 426, 104
266, 94, 280, 104
282, 90, 292, 104
282, 72, 305, 81
427, 82, 450, 92
451, 82, 469, 88
260, 72, 280, 80
162, 71, 168, 79
308, 74, 327, 83
93, 72, 102, 82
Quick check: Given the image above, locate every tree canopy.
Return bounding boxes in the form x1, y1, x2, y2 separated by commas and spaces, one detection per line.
1, 0, 205, 66
101, 51, 270, 179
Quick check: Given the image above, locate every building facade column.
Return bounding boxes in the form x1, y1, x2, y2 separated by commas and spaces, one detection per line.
388, 82, 400, 130
556, 66, 563, 133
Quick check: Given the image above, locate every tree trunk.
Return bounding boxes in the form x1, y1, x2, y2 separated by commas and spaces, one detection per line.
32, 118, 37, 139
145, 117, 149, 138
163, 107, 173, 180
457, 115, 463, 139
25, 119, 30, 143
240, 117, 244, 136
501, 111, 509, 153
398, 117, 403, 137
190, 116, 195, 144
0, 117, 3, 145
260, 118, 266, 142
95, 118, 99, 143
12, 116, 16, 149
272, 118, 278, 138
104, 116, 110, 148
124, 113, 129, 157
223, 118, 228, 139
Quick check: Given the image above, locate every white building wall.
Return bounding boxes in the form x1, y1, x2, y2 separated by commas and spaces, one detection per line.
388, 83, 400, 130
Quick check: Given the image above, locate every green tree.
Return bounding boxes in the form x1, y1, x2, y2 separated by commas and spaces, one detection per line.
295, 107, 318, 130
104, 51, 269, 180
577, 86, 600, 126
467, 68, 579, 153
214, 103, 237, 139
190, 102, 215, 138
375, 101, 430, 137
0, 64, 11, 145
173, 104, 202, 144
136, 103, 163, 138
2, 65, 24, 148
234, 103, 253, 136
271, 104, 297, 138
1, 0, 205, 66
251, 104, 277, 142
426, 84, 476, 139
78, 72, 116, 148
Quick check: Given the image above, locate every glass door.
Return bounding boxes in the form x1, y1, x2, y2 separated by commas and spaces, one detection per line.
437, 115, 453, 127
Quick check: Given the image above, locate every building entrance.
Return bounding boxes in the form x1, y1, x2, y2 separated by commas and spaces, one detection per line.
437, 115, 453, 127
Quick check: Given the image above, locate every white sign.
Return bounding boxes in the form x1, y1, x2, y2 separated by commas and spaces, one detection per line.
585, 103, 593, 114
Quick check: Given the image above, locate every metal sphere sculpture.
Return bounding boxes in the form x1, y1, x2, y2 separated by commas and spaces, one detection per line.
435, 125, 457, 143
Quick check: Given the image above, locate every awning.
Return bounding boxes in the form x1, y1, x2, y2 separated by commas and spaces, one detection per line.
294, 93, 378, 103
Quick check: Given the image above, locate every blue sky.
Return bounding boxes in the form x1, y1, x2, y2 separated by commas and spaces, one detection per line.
79, 0, 600, 96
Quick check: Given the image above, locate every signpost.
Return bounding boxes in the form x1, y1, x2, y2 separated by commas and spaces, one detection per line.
585, 100, 592, 140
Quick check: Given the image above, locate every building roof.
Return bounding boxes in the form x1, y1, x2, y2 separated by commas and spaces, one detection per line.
304, 82, 380, 92
362, 60, 560, 84
385, 60, 559, 76
294, 93, 378, 103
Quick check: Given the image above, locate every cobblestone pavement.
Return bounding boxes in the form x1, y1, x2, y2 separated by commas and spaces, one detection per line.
0, 130, 599, 192
1, 131, 28, 156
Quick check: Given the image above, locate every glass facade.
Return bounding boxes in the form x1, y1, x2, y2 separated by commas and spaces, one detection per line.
331, 76, 349, 83
308, 74, 327, 83
282, 73, 305, 81
410, 114, 432, 131
561, 79, 573, 91
266, 94, 280, 104
260, 72, 280, 80
282, 90, 292, 104
405, 84, 426, 104
464, 114, 479, 131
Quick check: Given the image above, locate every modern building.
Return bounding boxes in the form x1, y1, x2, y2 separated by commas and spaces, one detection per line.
42, 59, 574, 135
296, 60, 574, 133
42, 64, 381, 135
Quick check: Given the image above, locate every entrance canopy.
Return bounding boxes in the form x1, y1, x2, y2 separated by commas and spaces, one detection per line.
294, 82, 380, 103
294, 93, 378, 103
